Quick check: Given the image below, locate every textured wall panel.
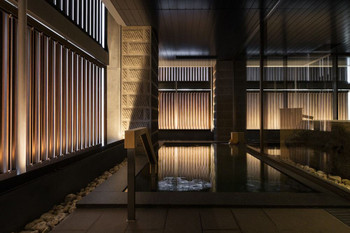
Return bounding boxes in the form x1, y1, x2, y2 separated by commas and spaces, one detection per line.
121, 26, 158, 140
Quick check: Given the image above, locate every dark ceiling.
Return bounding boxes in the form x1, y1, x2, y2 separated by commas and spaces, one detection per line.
111, 0, 350, 60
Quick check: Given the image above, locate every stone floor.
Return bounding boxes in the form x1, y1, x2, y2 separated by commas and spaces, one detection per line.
51, 207, 350, 233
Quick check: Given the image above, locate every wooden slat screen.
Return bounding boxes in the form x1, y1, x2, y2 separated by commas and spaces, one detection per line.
159, 92, 210, 130
246, 92, 348, 130
0, 10, 104, 176
46, 0, 106, 47
159, 67, 212, 82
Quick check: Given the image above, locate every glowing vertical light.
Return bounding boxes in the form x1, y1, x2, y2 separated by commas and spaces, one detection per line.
85, 0, 88, 32
101, 67, 105, 146
72, 0, 75, 21
101, 2, 105, 48
347, 58, 350, 120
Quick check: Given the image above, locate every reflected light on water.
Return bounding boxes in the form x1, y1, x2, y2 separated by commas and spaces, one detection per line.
157, 145, 215, 191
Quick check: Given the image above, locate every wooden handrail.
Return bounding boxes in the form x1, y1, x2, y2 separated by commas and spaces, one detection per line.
124, 127, 157, 165
124, 127, 157, 221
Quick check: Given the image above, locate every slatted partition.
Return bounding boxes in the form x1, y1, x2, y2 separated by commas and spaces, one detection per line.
247, 67, 347, 82
246, 92, 348, 129
158, 66, 212, 130
159, 67, 212, 82
0, 10, 104, 176
159, 92, 210, 130
46, 0, 106, 47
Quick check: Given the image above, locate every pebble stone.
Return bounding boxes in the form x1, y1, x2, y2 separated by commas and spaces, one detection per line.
294, 162, 350, 190
18, 159, 127, 233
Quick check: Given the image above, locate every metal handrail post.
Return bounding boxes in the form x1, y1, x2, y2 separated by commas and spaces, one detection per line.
127, 148, 136, 221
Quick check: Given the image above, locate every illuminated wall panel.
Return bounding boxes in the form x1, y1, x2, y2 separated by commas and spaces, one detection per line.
0, 10, 104, 177
159, 92, 210, 130
247, 92, 348, 129
158, 65, 212, 130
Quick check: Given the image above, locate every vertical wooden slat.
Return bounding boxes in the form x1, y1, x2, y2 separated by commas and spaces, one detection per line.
42, 34, 49, 161
49, 40, 56, 158
33, 30, 42, 163
91, 64, 95, 146
98, 66, 100, 144
95, 65, 98, 144
77, 55, 82, 151
61, 47, 67, 155
80, 0, 84, 29
87, 61, 91, 147
9, 17, 16, 170
82, 58, 86, 149
56, 43, 62, 156
30, 27, 35, 163
25, 26, 32, 165
97, 0, 100, 44
1, 13, 9, 173
68, 50, 73, 153
74, 53, 79, 151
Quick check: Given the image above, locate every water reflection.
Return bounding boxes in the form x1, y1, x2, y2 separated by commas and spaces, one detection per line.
272, 145, 335, 177
157, 145, 215, 191
137, 143, 313, 192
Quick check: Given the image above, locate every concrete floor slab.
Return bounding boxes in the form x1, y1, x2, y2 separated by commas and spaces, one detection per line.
53, 209, 102, 231
264, 208, 350, 233
51, 207, 350, 233
232, 208, 278, 233
164, 208, 201, 233
86, 208, 128, 233
126, 208, 167, 231
200, 208, 239, 230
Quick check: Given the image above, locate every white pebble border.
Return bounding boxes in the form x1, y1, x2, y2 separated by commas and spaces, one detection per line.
16, 159, 127, 233
282, 159, 350, 191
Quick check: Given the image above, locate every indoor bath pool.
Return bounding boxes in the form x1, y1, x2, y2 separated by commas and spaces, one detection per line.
135, 143, 314, 193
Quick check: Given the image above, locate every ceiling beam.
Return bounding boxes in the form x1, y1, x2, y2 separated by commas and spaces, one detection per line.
102, 0, 126, 26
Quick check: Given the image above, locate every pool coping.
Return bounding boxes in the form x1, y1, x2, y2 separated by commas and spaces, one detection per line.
246, 145, 350, 202
77, 144, 350, 208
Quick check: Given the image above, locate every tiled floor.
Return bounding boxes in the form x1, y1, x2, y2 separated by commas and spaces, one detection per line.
51, 207, 350, 233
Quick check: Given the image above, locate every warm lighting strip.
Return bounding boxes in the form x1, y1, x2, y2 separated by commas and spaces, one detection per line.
159, 92, 211, 130
158, 67, 212, 82
0, 10, 104, 176
246, 92, 348, 130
